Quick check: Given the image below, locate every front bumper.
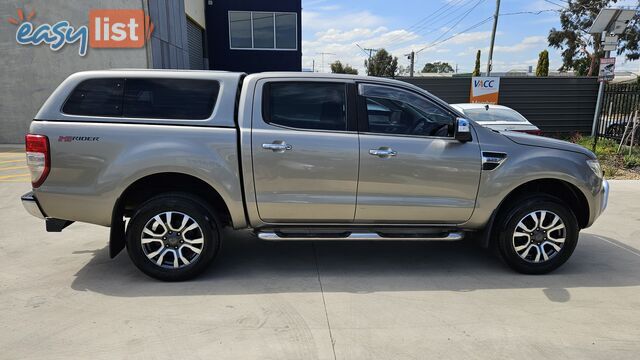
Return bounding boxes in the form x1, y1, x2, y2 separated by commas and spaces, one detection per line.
21, 191, 46, 219
600, 179, 609, 214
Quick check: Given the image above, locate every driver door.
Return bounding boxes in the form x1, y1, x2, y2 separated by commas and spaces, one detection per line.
355, 83, 482, 223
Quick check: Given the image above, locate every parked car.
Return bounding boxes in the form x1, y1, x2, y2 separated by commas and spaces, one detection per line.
22, 70, 608, 281
450, 103, 542, 135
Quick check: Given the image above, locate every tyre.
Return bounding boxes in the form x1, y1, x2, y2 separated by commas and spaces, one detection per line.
495, 195, 579, 274
126, 192, 220, 281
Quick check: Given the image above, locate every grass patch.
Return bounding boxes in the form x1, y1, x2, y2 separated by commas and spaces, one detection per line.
569, 134, 640, 179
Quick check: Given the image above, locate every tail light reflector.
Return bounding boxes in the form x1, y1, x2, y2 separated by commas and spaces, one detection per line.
25, 134, 50, 188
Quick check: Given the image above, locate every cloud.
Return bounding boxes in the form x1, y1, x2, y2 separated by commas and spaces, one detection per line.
357, 30, 420, 49
302, 10, 384, 30
446, 31, 493, 45
314, 27, 388, 43
317, 5, 341, 11
471, 36, 548, 54
300, 4, 557, 74
493, 36, 547, 53
302, 9, 426, 73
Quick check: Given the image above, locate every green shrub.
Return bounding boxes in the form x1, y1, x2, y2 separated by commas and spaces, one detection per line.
623, 154, 640, 168
568, 131, 582, 143
603, 165, 619, 178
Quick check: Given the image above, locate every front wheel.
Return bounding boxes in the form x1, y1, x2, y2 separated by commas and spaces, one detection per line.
495, 196, 579, 274
126, 193, 220, 281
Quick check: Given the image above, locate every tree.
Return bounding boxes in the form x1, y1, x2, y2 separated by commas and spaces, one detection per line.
421, 61, 454, 73
536, 50, 550, 76
330, 60, 358, 75
397, 65, 411, 76
472, 50, 481, 76
365, 49, 398, 77
548, 0, 640, 76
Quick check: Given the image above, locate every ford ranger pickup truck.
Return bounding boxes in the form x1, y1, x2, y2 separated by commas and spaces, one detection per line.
21, 70, 609, 281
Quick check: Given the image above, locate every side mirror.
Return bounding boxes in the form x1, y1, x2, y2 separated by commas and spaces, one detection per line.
454, 117, 472, 142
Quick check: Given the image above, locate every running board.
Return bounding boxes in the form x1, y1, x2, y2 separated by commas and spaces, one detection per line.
257, 231, 464, 241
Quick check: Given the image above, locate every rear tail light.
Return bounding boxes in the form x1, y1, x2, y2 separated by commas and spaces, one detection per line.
25, 134, 50, 188
515, 129, 543, 136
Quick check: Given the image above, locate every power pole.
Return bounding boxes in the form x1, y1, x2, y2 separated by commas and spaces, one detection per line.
317, 52, 335, 73
405, 51, 415, 77
455, 63, 458, 74
356, 44, 379, 75
486, 0, 501, 76
312, 59, 315, 72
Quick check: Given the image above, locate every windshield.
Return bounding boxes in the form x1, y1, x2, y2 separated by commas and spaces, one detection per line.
462, 107, 528, 123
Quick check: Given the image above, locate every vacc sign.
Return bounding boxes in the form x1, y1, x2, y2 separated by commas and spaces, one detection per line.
7, 7, 154, 56
470, 76, 500, 104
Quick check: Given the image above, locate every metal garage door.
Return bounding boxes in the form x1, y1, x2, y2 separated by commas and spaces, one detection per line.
187, 18, 205, 70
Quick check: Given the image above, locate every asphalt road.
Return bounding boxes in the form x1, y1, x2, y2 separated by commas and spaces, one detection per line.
1, 145, 639, 359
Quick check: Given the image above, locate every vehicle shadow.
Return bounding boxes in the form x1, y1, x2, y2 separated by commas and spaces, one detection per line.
70, 229, 640, 297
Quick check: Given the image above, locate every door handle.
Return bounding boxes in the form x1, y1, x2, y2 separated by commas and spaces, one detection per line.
262, 142, 293, 152
369, 148, 397, 157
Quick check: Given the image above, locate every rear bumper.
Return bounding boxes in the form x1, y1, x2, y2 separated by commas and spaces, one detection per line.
21, 191, 46, 219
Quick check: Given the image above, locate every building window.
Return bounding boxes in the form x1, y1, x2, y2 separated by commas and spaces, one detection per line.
229, 12, 252, 48
228, 11, 297, 50
275, 13, 296, 50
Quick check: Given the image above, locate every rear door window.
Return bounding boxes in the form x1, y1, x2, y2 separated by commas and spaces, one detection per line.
263, 82, 347, 131
63, 78, 124, 117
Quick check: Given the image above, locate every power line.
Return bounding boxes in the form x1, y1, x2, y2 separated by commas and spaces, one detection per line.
415, 16, 494, 54
400, 0, 475, 39
385, 0, 479, 47
543, 0, 566, 8
416, 0, 487, 54
383, 0, 470, 45
500, 9, 561, 16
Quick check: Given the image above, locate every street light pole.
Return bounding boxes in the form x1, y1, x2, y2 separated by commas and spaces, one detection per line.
592, 47, 610, 137
486, 0, 501, 76
587, 8, 637, 151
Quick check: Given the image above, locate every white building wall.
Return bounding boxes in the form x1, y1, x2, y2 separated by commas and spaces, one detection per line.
185, 0, 206, 29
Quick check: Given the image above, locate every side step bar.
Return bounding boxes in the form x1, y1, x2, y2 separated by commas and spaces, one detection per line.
257, 231, 464, 241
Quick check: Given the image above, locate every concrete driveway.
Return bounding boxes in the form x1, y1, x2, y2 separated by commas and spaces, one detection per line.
1, 146, 639, 359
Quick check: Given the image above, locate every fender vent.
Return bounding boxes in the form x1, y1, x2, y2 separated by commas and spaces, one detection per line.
482, 152, 507, 171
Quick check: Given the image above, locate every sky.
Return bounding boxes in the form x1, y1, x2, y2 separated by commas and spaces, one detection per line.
301, 0, 640, 74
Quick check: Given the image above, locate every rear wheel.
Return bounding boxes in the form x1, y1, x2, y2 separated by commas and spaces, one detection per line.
126, 193, 220, 281
495, 196, 579, 274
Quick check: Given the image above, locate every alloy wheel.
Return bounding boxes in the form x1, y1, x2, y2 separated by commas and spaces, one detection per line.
140, 211, 204, 269
512, 210, 566, 263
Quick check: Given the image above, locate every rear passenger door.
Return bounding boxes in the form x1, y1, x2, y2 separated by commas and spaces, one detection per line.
251, 79, 359, 223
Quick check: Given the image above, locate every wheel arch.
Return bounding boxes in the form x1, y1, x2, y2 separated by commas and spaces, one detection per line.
109, 172, 236, 258
479, 178, 590, 248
